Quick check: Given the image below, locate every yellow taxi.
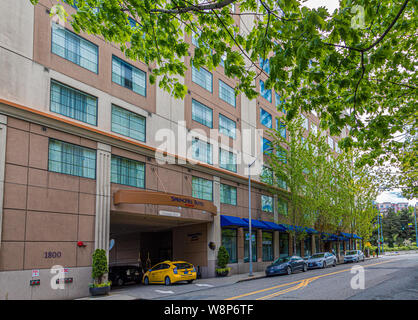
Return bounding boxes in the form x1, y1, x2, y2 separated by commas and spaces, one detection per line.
142, 261, 197, 286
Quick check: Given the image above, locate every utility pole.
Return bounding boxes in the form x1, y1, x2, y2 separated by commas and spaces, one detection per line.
377, 213, 380, 256
380, 214, 384, 253
414, 205, 418, 249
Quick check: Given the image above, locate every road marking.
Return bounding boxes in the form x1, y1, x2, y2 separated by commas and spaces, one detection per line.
226, 259, 395, 300
155, 290, 174, 294
195, 284, 214, 287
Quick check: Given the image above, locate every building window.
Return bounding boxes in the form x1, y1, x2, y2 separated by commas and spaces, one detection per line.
192, 139, 212, 164
192, 65, 213, 92
219, 114, 236, 139
304, 237, 311, 257
222, 228, 237, 263
259, 57, 270, 74
311, 123, 318, 135
51, 24, 98, 73
112, 55, 146, 96
192, 99, 213, 128
111, 155, 145, 188
262, 195, 273, 213
220, 184, 237, 205
276, 119, 286, 138
48, 139, 96, 179
219, 148, 237, 173
278, 198, 288, 216
244, 230, 257, 262
276, 147, 287, 163
279, 233, 289, 258
260, 108, 272, 128
275, 92, 285, 112
301, 114, 309, 130
328, 136, 334, 150
259, 80, 272, 103
111, 105, 146, 142
262, 137, 272, 154
219, 80, 236, 107
50, 80, 97, 125
192, 176, 213, 201
261, 166, 273, 184
262, 231, 273, 261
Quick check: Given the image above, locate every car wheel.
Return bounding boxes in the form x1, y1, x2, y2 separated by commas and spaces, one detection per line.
303, 264, 307, 272
287, 266, 292, 275
165, 276, 171, 286
143, 276, 149, 285
117, 278, 124, 286
323, 261, 327, 269
363, 257, 365, 262
187, 280, 194, 284
333, 260, 336, 267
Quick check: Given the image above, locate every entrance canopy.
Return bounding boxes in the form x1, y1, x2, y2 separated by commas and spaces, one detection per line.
114, 190, 217, 215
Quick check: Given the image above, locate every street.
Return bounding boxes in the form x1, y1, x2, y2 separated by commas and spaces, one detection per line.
144, 253, 418, 300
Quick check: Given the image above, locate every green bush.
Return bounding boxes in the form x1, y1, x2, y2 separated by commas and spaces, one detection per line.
217, 246, 230, 269
92, 249, 108, 285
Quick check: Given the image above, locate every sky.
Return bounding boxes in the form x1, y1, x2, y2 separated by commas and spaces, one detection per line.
301, 0, 417, 206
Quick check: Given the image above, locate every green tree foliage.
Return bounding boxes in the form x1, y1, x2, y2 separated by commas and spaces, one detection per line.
216, 245, 230, 268
29, 0, 417, 189
376, 207, 416, 247
92, 248, 108, 284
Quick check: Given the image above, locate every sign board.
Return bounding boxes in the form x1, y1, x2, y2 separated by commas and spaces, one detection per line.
159, 210, 181, 218
114, 190, 217, 214
32, 270, 40, 277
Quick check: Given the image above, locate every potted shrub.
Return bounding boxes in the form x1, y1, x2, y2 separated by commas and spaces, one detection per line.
215, 246, 231, 277
89, 249, 111, 296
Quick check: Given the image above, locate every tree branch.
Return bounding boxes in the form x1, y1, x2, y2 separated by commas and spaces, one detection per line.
149, 0, 236, 14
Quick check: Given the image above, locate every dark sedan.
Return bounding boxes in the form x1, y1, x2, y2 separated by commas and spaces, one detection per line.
265, 256, 308, 276
109, 265, 143, 287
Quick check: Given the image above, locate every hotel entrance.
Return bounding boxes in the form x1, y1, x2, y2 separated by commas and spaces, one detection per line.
108, 189, 218, 281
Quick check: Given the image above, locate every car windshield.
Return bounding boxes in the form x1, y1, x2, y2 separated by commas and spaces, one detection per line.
310, 253, 325, 258
273, 257, 291, 264
346, 251, 357, 255
174, 263, 193, 269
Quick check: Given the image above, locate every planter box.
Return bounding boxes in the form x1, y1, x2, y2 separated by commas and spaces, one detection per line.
216, 270, 229, 277
89, 286, 110, 296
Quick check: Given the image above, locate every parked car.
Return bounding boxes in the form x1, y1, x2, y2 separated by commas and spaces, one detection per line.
265, 256, 308, 276
307, 252, 337, 269
143, 261, 197, 286
109, 265, 143, 287
344, 250, 365, 263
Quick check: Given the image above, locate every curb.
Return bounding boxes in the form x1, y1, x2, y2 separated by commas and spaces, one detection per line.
236, 275, 266, 283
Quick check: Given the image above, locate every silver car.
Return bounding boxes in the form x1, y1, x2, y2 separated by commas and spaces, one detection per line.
344, 250, 365, 263
307, 252, 337, 269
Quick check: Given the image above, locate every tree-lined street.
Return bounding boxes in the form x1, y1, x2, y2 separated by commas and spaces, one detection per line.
146, 254, 418, 300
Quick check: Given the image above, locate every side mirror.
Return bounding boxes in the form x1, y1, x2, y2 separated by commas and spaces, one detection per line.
148, 269, 152, 272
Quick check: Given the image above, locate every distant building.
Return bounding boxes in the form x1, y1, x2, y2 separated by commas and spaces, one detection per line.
376, 202, 409, 214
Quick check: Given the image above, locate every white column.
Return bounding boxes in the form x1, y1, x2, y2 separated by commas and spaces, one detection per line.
0, 114, 7, 246
94, 143, 111, 254
206, 176, 221, 278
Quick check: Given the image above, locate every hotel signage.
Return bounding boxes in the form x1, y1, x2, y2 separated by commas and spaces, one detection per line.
114, 190, 217, 215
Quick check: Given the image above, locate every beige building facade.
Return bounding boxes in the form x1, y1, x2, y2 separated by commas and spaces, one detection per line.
0, 0, 352, 300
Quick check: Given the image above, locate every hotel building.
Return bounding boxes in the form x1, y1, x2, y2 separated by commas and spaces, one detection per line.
0, 0, 351, 299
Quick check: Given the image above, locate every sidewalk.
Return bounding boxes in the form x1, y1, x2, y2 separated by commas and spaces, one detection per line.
77, 271, 266, 300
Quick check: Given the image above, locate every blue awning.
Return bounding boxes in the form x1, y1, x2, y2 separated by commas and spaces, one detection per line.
262, 221, 287, 232
243, 218, 270, 229
340, 232, 363, 240
280, 224, 318, 234
220, 215, 248, 228
321, 232, 339, 241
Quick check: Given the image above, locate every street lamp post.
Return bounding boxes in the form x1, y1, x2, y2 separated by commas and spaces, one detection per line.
414, 205, 418, 249
248, 147, 273, 277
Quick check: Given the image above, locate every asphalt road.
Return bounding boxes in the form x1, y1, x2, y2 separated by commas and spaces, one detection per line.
156, 253, 418, 300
